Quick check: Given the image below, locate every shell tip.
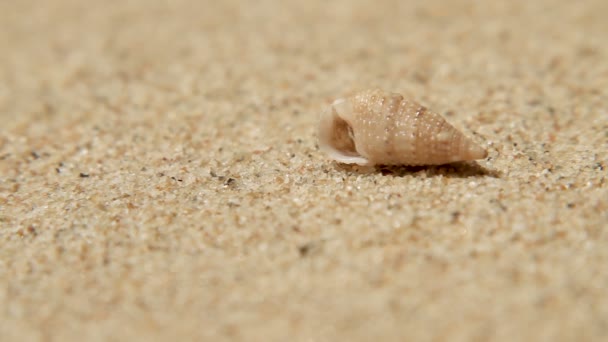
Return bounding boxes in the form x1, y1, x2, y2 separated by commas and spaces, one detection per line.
467, 143, 488, 160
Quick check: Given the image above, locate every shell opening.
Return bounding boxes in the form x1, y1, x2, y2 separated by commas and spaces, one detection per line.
318, 100, 369, 165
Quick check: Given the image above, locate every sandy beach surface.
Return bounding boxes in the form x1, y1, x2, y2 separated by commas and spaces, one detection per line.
1, 0, 607, 341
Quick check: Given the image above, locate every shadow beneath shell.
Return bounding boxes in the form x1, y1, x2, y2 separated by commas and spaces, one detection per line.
335, 161, 500, 178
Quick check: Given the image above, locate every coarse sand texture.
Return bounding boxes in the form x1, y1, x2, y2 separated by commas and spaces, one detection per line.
1, 0, 607, 341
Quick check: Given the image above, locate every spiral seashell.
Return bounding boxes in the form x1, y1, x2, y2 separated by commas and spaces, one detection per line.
318, 89, 488, 166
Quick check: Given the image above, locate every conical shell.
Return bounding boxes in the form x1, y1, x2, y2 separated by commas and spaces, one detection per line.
318, 89, 488, 166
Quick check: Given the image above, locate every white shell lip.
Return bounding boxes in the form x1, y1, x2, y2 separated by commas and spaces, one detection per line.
318, 98, 370, 165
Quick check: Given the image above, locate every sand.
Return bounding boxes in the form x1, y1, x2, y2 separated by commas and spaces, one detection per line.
1, 0, 607, 341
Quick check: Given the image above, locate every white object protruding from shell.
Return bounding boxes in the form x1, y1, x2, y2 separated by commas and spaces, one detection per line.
318, 89, 488, 166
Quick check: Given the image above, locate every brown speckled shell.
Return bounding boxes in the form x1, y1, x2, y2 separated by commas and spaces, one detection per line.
318, 89, 488, 166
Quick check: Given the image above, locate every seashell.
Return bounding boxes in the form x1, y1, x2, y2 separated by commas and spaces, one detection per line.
318, 89, 488, 166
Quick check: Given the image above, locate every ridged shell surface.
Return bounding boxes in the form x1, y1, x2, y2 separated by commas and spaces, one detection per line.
318, 89, 488, 166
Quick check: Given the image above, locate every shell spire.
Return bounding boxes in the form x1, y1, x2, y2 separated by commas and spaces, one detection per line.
318, 89, 488, 166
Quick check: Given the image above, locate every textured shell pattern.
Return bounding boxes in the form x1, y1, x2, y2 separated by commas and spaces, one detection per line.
318, 89, 488, 166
